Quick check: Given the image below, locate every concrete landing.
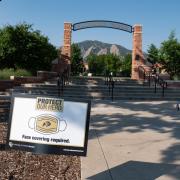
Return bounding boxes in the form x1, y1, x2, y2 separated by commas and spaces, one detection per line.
81, 100, 180, 180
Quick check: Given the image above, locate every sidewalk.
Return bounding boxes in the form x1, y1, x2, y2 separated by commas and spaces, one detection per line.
81, 100, 180, 180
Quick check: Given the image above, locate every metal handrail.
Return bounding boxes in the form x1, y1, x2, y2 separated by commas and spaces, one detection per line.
105, 73, 114, 101
153, 74, 167, 97
57, 70, 70, 97
138, 65, 168, 97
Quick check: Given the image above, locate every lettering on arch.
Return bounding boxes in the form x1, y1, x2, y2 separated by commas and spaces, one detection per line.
72, 20, 133, 33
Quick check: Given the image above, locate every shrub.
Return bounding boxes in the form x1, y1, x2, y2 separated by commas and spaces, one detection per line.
173, 75, 180, 80
0, 68, 32, 80
0, 23, 57, 74
14, 69, 32, 77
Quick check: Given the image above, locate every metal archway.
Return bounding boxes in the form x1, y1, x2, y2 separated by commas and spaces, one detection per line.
72, 20, 133, 33
62, 21, 143, 80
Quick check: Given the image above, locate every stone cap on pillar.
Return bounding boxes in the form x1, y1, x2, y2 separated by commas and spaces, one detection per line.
133, 24, 142, 32
64, 22, 72, 29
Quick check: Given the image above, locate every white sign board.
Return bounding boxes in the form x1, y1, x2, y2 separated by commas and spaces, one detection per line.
7, 94, 91, 156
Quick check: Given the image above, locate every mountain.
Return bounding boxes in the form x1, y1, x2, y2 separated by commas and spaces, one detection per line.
76, 40, 131, 59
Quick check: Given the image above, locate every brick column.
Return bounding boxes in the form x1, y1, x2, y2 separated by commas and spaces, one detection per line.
62, 22, 72, 58
131, 24, 144, 80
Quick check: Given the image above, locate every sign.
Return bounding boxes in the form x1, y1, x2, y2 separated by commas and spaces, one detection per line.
73, 20, 133, 33
7, 94, 91, 156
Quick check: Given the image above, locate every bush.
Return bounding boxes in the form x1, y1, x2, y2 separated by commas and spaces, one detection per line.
82, 72, 88, 76
0, 68, 32, 80
0, 23, 57, 74
173, 75, 180, 80
14, 69, 32, 77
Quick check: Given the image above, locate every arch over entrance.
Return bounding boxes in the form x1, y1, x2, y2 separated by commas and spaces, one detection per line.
61, 20, 145, 80
72, 20, 133, 33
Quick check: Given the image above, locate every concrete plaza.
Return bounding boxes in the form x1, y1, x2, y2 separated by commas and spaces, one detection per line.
81, 100, 180, 180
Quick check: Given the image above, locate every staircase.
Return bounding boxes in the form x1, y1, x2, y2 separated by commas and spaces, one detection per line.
0, 76, 180, 125
9, 76, 180, 101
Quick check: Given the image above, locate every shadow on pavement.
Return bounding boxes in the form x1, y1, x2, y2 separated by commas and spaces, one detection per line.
91, 101, 180, 141
88, 161, 180, 180
161, 143, 180, 164
89, 100, 180, 179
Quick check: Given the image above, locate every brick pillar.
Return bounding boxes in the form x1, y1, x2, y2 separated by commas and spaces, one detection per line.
62, 22, 72, 58
131, 24, 144, 80
61, 22, 72, 75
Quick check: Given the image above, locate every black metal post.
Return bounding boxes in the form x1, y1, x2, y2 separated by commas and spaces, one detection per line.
108, 80, 111, 95
162, 83, 165, 97
111, 81, 114, 101
61, 76, 64, 96
63, 75, 66, 86
57, 75, 61, 97
176, 103, 180, 111
154, 77, 157, 93
148, 73, 151, 87
143, 71, 145, 86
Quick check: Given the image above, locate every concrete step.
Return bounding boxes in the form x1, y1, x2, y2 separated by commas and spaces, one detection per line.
10, 90, 180, 100
6, 85, 180, 100
1, 92, 180, 101
18, 84, 173, 89
8, 76, 177, 101
13, 86, 180, 95
12, 89, 180, 96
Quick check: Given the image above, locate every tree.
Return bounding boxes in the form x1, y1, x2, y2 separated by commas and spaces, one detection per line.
0, 23, 57, 74
71, 43, 84, 75
147, 44, 159, 65
87, 54, 106, 75
121, 54, 132, 77
87, 53, 123, 76
105, 54, 123, 76
159, 31, 180, 79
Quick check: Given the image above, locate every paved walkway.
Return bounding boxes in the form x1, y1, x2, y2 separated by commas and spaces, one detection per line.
81, 100, 180, 180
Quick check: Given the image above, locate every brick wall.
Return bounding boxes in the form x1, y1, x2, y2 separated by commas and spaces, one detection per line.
0, 80, 14, 91
13, 77, 44, 86
0, 76, 47, 91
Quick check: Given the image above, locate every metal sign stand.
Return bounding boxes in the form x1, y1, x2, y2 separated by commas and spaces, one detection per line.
0, 97, 10, 151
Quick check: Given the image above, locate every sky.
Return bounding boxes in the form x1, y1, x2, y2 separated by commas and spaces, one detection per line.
0, 0, 180, 52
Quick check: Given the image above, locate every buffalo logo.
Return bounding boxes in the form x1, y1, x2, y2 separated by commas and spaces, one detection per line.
28, 115, 67, 134
43, 121, 51, 127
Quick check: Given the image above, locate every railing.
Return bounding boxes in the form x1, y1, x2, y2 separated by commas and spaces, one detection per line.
138, 65, 168, 97
104, 73, 108, 85
105, 73, 114, 101
153, 74, 168, 97
176, 103, 180, 111
138, 66, 151, 86
57, 70, 70, 97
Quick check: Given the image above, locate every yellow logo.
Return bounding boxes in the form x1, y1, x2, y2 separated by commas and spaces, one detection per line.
36, 115, 58, 134
29, 115, 67, 134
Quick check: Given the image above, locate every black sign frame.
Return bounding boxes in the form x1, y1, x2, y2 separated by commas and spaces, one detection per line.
6, 93, 91, 156
72, 20, 133, 33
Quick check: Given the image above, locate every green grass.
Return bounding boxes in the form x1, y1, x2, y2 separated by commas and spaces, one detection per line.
0, 68, 32, 80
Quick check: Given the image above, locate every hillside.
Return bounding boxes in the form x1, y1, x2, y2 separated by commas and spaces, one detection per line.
76, 40, 131, 59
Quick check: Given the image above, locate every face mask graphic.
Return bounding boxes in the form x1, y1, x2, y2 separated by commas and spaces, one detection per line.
28, 115, 67, 134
